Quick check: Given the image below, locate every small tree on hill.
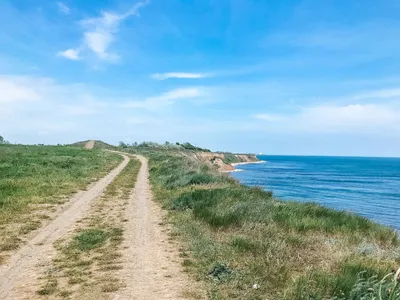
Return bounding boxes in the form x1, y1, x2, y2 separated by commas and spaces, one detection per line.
119, 141, 128, 148
0, 135, 9, 144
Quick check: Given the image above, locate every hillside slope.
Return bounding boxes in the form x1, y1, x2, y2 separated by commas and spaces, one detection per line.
70, 140, 117, 150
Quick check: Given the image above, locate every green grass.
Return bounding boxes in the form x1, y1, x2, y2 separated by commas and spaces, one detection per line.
72, 229, 108, 251
0, 144, 121, 217
0, 144, 122, 257
146, 150, 400, 300
221, 152, 240, 164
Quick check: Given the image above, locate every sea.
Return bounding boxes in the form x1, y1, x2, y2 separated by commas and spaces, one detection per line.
231, 155, 400, 231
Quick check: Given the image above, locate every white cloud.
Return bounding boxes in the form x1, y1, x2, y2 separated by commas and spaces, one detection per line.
255, 104, 400, 134
254, 114, 285, 122
83, 31, 115, 60
0, 76, 42, 103
123, 87, 202, 110
151, 72, 208, 80
126, 116, 160, 124
58, 1, 149, 61
353, 88, 400, 100
57, 2, 70, 15
57, 49, 80, 60
0, 75, 112, 142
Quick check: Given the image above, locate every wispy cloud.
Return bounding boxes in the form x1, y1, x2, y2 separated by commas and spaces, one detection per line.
254, 114, 285, 122
254, 103, 400, 135
151, 72, 208, 80
57, 2, 70, 15
0, 75, 108, 137
123, 87, 202, 110
57, 49, 80, 60
353, 88, 400, 100
58, 1, 149, 62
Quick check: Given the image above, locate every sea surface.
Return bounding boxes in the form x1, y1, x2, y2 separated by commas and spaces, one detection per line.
231, 155, 400, 230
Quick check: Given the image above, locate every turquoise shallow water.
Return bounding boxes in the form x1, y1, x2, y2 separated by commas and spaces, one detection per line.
231, 155, 400, 230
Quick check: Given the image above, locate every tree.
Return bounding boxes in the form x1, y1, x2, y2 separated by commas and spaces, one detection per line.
119, 141, 128, 148
0, 135, 8, 144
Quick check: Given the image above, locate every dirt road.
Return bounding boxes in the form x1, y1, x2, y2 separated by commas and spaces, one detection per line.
0, 153, 202, 300
114, 155, 203, 300
0, 155, 130, 299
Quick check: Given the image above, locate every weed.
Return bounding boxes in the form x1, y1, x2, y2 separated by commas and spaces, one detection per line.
71, 229, 108, 251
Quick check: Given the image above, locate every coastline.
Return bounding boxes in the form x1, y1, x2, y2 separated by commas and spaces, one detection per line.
231, 160, 266, 167
220, 160, 266, 173
147, 151, 399, 299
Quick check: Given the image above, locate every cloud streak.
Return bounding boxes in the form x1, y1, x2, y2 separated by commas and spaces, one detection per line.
123, 87, 202, 110
58, 1, 149, 62
57, 2, 70, 15
151, 72, 208, 80
254, 104, 400, 135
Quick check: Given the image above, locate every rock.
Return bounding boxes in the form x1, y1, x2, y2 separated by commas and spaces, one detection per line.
252, 283, 260, 289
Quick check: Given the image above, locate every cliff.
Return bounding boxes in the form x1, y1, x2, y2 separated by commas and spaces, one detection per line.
193, 152, 259, 172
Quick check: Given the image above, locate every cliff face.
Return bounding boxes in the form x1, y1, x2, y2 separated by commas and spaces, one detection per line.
194, 152, 259, 172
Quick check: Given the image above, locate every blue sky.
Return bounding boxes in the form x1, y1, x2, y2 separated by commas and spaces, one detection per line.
1, 0, 400, 156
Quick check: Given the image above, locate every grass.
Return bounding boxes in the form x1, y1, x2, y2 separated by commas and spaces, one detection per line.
146, 150, 400, 300
72, 229, 108, 251
37, 156, 141, 298
0, 144, 122, 258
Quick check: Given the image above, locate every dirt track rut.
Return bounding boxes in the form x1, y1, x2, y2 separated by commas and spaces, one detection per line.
0, 155, 130, 299
114, 155, 203, 300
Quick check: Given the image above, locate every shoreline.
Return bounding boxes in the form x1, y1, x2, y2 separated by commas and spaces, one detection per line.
231, 160, 266, 167
220, 160, 266, 173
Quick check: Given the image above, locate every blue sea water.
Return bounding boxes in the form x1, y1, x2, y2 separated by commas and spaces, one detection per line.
231, 156, 400, 230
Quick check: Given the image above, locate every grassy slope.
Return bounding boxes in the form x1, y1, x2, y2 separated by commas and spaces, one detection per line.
146, 150, 399, 300
69, 140, 118, 150
0, 144, 122, 258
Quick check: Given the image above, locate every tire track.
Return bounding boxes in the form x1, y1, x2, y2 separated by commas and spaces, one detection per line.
0, 154, 130, 299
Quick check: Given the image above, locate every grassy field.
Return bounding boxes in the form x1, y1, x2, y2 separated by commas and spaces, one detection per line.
146, 150, 399, 300
38, 157, 141, 297
0, 144, 122, 260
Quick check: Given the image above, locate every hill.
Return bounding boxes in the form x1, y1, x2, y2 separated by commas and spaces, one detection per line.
69, 140, 118, 150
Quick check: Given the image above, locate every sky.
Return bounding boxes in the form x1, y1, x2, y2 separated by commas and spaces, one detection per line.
1, 0, 400, 156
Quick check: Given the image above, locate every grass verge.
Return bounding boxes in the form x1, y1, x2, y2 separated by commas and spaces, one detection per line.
37, 156, 141, 298
0, 144, 122, 261
147, 151, 399, 300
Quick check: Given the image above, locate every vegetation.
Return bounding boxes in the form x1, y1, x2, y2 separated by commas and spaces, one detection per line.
118, 140, 211, 152
146, 150, 399, 300
0, 135, 9, 144
70, 140, 118, 150
38, 157, 141, 298
333, 267, 400, 300
0, 144, 122, 259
